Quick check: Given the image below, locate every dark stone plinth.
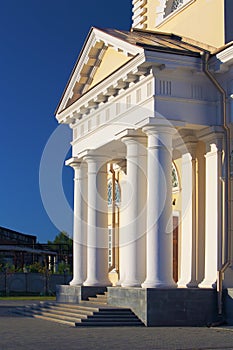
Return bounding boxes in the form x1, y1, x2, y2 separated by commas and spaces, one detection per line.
107, 287, 219, 326
56, 285, 107, 304
223, 288, 233, 325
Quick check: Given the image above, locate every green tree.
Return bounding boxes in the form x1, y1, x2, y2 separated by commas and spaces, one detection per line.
47, 231, 73, 273
47, 231, 73, 249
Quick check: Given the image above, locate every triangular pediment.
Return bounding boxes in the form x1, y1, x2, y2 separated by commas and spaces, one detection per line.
56, 27, 143, 114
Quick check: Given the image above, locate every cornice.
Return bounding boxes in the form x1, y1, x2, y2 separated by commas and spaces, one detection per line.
56, 53, 148, 124
56, 48, 204, 125
57, 27, 144, 114
216, 45, 233, 71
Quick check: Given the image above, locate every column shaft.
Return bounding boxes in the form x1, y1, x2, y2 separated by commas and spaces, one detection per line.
117, 173, 128, 286
142, 126, 176, 288
121, 136, 147, 287
83, 156, 111, 287
68, 161, 87, 286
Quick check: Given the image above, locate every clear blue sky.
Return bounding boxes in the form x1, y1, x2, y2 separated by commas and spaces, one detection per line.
0, 0, 132, 243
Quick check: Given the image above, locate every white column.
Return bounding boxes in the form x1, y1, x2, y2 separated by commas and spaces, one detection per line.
117, 172, 128, 286
199, 143, 223, 288
121, 133, 147, 287
178, 151, 198, 287
83, 155, 111, 287
66, 159, 87, 286
142, 125, 177, 288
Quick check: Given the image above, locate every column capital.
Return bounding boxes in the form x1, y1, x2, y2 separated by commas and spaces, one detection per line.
136, 116, 184, 130
142, 125, 177, 138
65, 157, 82, 169
174, 133, 198, 158
115, 128, 146, 141
142, 124, 176, 151
197, 126, 225, 152
82, 151, 110, 165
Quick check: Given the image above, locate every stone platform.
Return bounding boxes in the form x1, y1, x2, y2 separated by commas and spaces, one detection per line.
56, 285, 107, 304
107, 287, 219, 327
56, 285, 223, 326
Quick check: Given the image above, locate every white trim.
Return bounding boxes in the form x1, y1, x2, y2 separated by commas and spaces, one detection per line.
156, 0, 196, 27
57, 28, 143, 114
216, 45, 233, 64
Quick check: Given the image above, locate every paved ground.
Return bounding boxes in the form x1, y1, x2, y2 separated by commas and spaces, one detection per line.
0, 300, 233, 350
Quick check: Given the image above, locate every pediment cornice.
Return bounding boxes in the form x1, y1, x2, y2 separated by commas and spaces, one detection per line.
56, 27, 144, 115
56, 52, 149, 124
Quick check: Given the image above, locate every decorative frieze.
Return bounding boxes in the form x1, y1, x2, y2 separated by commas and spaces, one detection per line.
159, 80, 172, 96
71, 75, 153, 141
191, 84, 203, 100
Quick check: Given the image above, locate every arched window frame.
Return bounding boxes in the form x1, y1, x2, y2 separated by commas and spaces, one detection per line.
107, 179, 121, 207
172, 162, 180, 193
156, 0, 195, 25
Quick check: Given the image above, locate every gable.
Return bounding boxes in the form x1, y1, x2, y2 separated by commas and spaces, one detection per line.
56, 27, 142, 114
88, 47, 131, 90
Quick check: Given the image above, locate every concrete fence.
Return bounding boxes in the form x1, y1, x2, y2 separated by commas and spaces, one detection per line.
0, 272, 72, 295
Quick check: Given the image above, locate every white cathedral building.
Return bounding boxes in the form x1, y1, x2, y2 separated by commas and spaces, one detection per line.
55, 0, 233, 326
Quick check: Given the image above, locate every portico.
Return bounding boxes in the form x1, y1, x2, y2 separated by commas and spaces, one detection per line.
55, 0, 233, 326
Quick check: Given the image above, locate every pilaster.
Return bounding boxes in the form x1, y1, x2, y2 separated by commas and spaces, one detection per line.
177, 138, 198, 288
199, 134, 224, 288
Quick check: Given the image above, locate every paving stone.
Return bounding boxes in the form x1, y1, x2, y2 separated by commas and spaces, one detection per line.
1, 300, 233, 349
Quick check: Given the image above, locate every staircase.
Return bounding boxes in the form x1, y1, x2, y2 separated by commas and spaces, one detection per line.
13, 293, 144, 327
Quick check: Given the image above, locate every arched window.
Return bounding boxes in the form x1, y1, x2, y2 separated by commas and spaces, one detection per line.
164, 0, 189, 18
171, 0, 184, 12
172, 163, 179, 191
108, 180, 121, 206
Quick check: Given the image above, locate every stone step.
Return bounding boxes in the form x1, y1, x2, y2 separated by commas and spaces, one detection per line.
12, 299, 144, 327
15, 307, 83, 322
40, 304, 94, 316
34, 307, 89, 320
95, 294, 108, 299
91, 313, 138, 318
16, 310, 77, 327
75, 321, 144, 327
14, 306, 143, 327
87, 292, 108, 304
87, 297, 107, 304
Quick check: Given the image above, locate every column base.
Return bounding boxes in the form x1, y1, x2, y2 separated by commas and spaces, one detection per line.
198, 279, 217, 289
116, 279, 123, 286
83, 279, 112, 287
69, 279, 85, 286
187, 280, 199, 288
142, 280, 177, 289
177, 279, 198, 288
121, 280, 142, 288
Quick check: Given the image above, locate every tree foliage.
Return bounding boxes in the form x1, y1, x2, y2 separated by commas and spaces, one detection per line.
47, 231, 73, 250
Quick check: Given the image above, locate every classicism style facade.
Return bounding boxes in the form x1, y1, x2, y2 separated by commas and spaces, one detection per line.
55, 0, 233, 325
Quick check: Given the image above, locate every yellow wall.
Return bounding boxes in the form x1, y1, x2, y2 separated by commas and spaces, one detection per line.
153, 0, 225, 48
89, 47, 130, 89
147, 0, 161, 31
